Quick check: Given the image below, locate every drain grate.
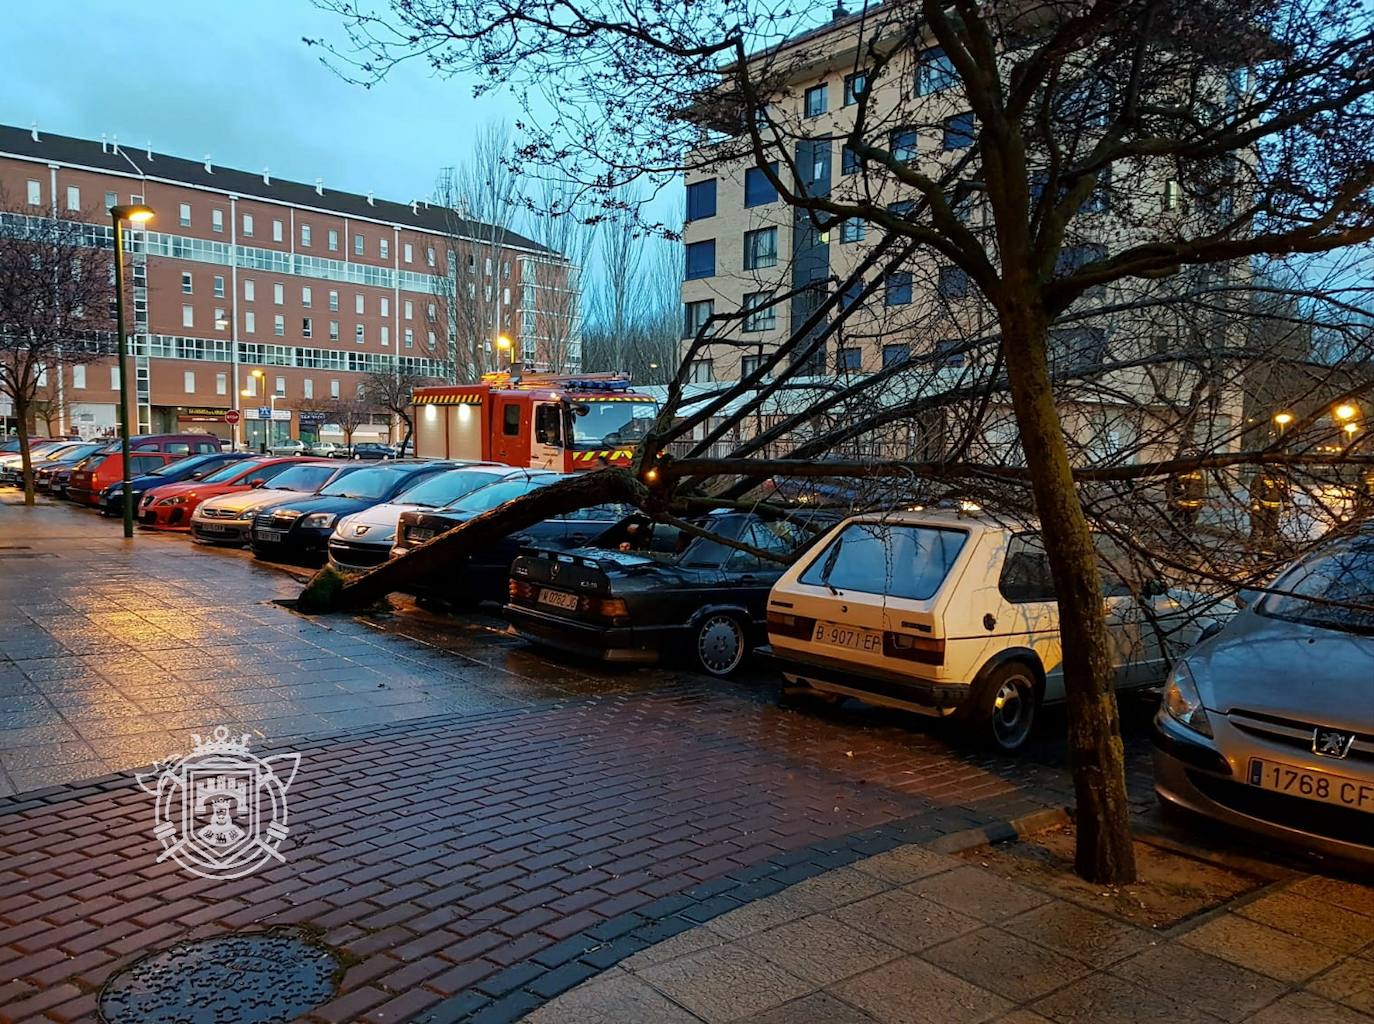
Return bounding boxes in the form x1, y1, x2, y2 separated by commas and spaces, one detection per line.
99, 933, 339, 1024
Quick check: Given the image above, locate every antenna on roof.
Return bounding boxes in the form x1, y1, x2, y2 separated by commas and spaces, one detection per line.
101, 133, 108, 154
30, 122, 39, 142
411, 200, 418, 215
146, 140, 153, 160
263, 167, 271, 185
315, 177, 323, 196
204, 154, 213, 173
366, 191, 375, 206
112, 134, 119, 156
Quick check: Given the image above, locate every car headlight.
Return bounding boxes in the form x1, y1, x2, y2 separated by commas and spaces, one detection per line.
1163, 661, 1212, 737
301, 512, 337, 529
158, 496, 187, 506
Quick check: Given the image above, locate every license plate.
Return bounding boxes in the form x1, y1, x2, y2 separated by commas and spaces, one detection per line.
538, 589, 580, 611
199, 523, 228, 533
409, 527, 435, 542
1248, 758, 1374, 812
813, 621, 884, 652
256, 529, 285, 543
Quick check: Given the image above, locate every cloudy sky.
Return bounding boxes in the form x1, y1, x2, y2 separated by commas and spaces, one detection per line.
3, 0, 527, 209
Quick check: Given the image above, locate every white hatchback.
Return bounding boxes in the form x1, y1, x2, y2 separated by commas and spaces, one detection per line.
765, 509, 1228, 751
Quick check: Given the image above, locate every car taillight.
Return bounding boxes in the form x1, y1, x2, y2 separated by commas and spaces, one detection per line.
509, 580, 535, 600
767, 610, 816, 638
595, 597, 628, 618
883, 631, 944, 665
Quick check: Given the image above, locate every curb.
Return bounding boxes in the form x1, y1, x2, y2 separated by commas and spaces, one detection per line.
927, 805, 1071, 854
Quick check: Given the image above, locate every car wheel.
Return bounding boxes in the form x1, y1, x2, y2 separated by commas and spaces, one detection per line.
962, 662, 1040, 752
695, 613, 746, 677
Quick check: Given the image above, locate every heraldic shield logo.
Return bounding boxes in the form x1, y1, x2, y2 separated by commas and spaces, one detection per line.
137, 726, 301, 880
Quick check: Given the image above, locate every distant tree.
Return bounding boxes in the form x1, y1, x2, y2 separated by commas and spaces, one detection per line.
0, 199, 113, 503
363, 368, 440, 446
525, 178, 598, 373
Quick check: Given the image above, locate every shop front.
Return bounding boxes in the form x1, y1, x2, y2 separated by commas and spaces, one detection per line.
164, 405, 233, 443
243, 407, 293, 451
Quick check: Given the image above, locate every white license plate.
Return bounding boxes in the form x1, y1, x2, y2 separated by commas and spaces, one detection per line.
256, 529, 285, 543
813, 621, 884, 652
199, 523, 228, 533
409, 527, 435, 542
1248, 758, 1374, 813
538, 588, 580, 611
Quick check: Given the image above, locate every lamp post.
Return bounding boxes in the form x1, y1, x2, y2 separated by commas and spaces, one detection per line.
240, 370, 278, 452
496, 334, 514, 372
110, 204, 154, 539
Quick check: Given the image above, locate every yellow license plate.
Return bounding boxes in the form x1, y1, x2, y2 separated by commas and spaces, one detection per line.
1247, 758, 1374, 812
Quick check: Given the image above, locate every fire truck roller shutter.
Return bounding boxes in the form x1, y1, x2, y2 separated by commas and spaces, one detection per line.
447, 400, 484, 461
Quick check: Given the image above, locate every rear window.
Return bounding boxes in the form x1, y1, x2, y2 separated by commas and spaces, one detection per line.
81, 455, 108, 472
799, 521, 967, 601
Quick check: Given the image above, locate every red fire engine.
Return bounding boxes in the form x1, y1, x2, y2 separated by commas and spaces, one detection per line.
410, 373, 661, 472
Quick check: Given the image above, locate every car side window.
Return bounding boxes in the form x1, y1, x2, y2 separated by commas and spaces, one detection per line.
133, 442, 159, 451
726, 521, 789, 572
130, 455, 166, 475
166, 442, 191, 455
197, 441, 221, 453
534, 405, 562, 446
1091, 535, 1136, 598
999, 534, 1056, 603
503, 404, 521, 436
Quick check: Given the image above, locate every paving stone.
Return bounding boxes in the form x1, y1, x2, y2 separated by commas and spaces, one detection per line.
1308, 957, 1374, 1016
850, 845, 959, 886
1002, 901, 1155, 969
1107, 943, 1287, 1022
1179, 913, 1346, 983
742, 913, 903, 986
921, 926, 1092, 1002
524, 968, 703, 1024
621, 925, 724, 970
903, 865, 1050, 923
737, 991, 880, 1024
829, 955, 1011, 1024
832, 887, 984, 954
1287, 877, 1374, 918
1244, 991, 1374, 1024
1033, 973, 1224, 1024
1236, 891, 1374, 953
637, 943, 815, 1024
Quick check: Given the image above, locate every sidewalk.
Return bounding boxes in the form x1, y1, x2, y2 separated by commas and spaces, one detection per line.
524, 845, 1374, 1024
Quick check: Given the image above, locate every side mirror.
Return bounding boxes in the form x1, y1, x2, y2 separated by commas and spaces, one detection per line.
250, 478, 267, 489
1235, 588, 1261, 610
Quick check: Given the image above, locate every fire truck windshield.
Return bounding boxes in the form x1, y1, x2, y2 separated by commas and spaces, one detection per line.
570, 400, 658, 448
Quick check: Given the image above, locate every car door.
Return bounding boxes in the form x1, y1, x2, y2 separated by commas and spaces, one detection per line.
723, 520, 794, 631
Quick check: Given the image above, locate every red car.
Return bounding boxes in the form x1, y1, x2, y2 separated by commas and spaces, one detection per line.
137, 457, 324, 529
67, 452, 178, 506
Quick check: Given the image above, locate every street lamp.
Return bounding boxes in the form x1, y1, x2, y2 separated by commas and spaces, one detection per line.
1273, 411, 1294, 428
1334, 403, 1358, 422
110, 203, 154, 539
241, 370, 278, 452
496, 335, 513, 371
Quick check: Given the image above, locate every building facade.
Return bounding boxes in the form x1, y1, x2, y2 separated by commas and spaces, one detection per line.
0, 124, 579, 447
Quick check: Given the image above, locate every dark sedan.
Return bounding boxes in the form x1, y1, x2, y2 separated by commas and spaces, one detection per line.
250, 461, 455, 564
350, 442, 396, 461
392, 473, 632, 602
97, 451, 252, 516
505, 510, 837, 676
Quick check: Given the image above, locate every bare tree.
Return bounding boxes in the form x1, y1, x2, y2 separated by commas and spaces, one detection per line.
363, 368, 440, 446
312, 0, 1374, 882
525, 178, 598, 373
0, 200, 114, 503
315, 392, 376, 451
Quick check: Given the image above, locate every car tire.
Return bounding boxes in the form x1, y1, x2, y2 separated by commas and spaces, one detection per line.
695, 612, 747, 677
960, 661, 1040, 753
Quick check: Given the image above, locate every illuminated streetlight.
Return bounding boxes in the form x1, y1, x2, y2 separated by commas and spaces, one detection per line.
1344, 422, 1359, 436
1273, 411, 1294, 427
110, 203, 155, 539
1334, 403, 1358, 421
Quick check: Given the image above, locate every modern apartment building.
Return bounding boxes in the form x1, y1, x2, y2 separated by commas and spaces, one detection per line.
0, 124, 578, 447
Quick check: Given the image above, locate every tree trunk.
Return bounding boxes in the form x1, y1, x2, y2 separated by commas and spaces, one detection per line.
14, 394, 35, 506
301, 468, 645, 612
1000, 302, 1138, 885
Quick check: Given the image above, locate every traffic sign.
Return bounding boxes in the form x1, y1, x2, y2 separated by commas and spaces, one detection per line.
258, 407, 272, 419
224, 409, 241, 425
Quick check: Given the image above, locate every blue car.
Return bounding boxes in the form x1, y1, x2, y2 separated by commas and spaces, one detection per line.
98, 451, 252, 516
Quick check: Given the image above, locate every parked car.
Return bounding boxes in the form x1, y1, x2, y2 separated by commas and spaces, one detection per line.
98, 451, 251, 516
0, 440, 71, 481
507, 509, 837, 676
268, 439, 310, 456
350, 442, 396, 461
0, 441, 89, 486
1154, 526, 1374, 866
327, 462, 517, 570
33, 444, 104, 491
250, 461, 456, 564
764, 509, 1231, 751
190, 462, 357, 545
123, 433, 226, 456
391, 472, 636, 602
67, 451, 179, 506
308, 441, 345, 458
137, 456, 319, 529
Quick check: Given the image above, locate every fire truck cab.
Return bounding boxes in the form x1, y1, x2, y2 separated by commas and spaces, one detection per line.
410, 373, 660, 472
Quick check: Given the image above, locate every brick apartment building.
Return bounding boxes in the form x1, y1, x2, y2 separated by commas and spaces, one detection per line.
0, 124, 578, 447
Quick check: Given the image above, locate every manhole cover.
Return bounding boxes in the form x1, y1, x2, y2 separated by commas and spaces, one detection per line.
99, 932, 339, 1024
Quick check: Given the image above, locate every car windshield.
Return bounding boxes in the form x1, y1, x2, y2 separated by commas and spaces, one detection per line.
55, 445, 100, 462
1258, 541, 1374, 635
447, 476, 558, 514
800, 522, 968, 601
318, 466, 411, 500
201, 459, 259, 483
81, 455, 109, 472
148, 453, 216, 477
569, 401, 658, 447
395, 469, 510, 509
271, 464, 339, 492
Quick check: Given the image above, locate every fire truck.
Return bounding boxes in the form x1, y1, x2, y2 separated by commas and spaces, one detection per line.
410, 373, 661, 471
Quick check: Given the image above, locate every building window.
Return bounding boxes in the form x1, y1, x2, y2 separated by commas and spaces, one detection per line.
681, 299, 713, 338
685, 239, 716, 280
885, 270, 912, 306
381, 326, 390, 346
379, 238, 390, 259
66, 185, 80, 212
426, 247, 436, 267
427, 330, 436, 349
1163, 179, 1182, 211
216, 372, 227, 395
245, 311, 256, 334
841, 145, 862, 175
354, 233, 364, 255
181, 272, 194, 294
301, 286, 312, 308
882, 343, 911, 367
687, 359, 714, 383
837, 347, 863, 371
302, 317, 313, 338
244, 279, 255, 301
744, 164, 779, 207
275, 376, 286, 396
328, 229, 339, 251
935, 339, 967, 367
213, 275, 225, 298
301, 223, 312, 247
404, 329, 414, 348
111, 366, 121, 389
274, 314, 285, 337
938, 266, 969, 298
839, 218, 866, 244
403, 243, 413, 264
327, 321, 340, 340
686, 179, 717, 222
380, 297, 390, 317
214, 308, 227, 330
328, 290, 339, 311
104, 191, 118, 212
890, 128, 918, 163
355, 294, 365, 314
330, 380, 340, 399
211, 209, 224, 233
273, 282, 284, 305
918, 47, 957, 95
72, 365, 86, 389
741, 354, 764, 377
888, 199, 915, 218
272, 220, 284, 242
243, 214, 254, 236
404, 300, 413, 320
182, 305, 194, 328
178, 203, 191, 227
743, 228, 778, 270
943, 112, 975, 151
804, 83, 828, 117
427, 303, 437, 321
743, 291, 776, 332
304, 378, 314, 399
841, 280, 864, 311
26, 180, 41, 206
184, 370, 196, 394
355, 324, 365, 344
843, 70, 868, 106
